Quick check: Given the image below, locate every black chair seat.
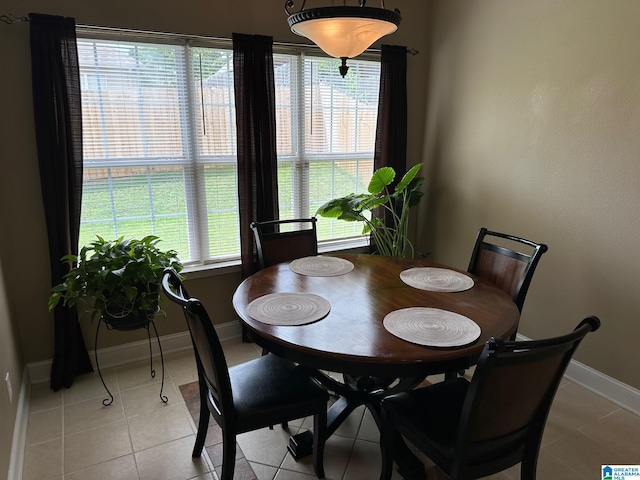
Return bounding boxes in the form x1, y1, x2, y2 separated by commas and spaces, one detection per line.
382, 378, 469, 464
231, 353, 328, 432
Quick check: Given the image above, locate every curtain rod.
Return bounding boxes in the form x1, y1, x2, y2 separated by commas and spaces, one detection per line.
1, 14, 419, 55
0, 13, 29, 24
76, 24, 419, 55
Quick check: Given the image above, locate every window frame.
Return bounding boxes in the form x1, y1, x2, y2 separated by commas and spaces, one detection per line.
76, 28, 377, 273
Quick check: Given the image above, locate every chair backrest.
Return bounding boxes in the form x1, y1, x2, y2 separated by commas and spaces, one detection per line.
467, 228, 548, 312
250, 217, 318, 269
454, 316, 600, 478
161, 268, 234, 424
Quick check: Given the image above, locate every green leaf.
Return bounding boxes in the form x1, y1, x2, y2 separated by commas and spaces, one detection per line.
48, 293, 61, 310
368, 196, 389, 209
368, 167, 395, 194
339, 211, 366, 222
125, 285, 138, 302
50, 284, 68, 293
395, 163, 422, 193
407, 190, 424, 208
317, 194, 369, 219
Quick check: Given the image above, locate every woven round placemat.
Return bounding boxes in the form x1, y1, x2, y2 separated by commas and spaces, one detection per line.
399, 267, 474, 292
289, 256, 355, 277
383, 307, 481, 347
246, 292, 331, 326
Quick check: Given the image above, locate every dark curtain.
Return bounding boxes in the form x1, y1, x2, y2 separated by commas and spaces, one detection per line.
372, 45, 409, 249
374, 44, 408, 174
233, 33, 280, 279
29, 13, 93, 390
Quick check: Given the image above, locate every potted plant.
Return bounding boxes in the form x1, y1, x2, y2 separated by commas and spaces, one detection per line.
316, 163, 424, 257
48, 235, 183, 331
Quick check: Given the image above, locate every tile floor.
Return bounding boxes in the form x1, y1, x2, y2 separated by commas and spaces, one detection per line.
22, 337, 640, 480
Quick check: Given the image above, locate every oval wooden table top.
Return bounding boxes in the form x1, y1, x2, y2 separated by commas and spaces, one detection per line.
233, 254, 520, 378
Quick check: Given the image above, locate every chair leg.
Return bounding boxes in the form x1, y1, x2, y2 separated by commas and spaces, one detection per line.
444, 370, 459, 381
520, 444, 540, 480
379, 408, 394, 480
312, 408, 327, 479
242, 324, 252, 343
220, 429, 237, 480
192, 380, 209, 457
268, 421, 288, 430
521, 464, 537, 480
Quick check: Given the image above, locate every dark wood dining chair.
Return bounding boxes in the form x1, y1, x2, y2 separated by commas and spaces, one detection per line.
468, 227, 548, 339
379, 316, 600, 480
250, 217, 318, 269
161, 268, 329, 480
246, 217, 319, 342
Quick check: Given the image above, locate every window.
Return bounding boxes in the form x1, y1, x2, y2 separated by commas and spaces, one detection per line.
77, 30, 379, 267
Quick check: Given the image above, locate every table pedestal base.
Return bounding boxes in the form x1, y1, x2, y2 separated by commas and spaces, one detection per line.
288, 430, 313, 459
288, 373, 427, 479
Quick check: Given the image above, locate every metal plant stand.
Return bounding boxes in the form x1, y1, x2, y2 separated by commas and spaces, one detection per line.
94, 316, 168, 406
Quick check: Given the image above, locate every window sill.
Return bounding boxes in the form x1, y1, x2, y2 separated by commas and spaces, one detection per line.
181, 237, 370, 280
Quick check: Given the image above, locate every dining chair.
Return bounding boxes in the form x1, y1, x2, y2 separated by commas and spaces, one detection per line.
467, 227, 548, 339
246, 217, 319, 342
250, 217, 318, 269
161, 268, 329, 480
379, 316, 600, 480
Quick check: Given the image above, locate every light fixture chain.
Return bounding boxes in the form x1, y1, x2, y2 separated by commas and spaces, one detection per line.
285, 0, 386, 10
285, 0, 306, 15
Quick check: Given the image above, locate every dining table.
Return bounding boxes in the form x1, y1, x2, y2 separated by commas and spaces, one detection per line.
232, 253, 520, 478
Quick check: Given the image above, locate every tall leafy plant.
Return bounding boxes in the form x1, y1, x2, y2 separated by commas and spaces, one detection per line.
48, 235, 182, 323
316, 163, 424, 257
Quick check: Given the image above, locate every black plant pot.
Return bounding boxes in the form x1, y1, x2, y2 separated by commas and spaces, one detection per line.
102, 294, 158, 331
102, 310, 155, 331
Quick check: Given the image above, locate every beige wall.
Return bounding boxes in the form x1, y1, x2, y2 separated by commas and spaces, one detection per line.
419, 1, 640, 388
0, 0, 430, 362
0, 255, 24, 479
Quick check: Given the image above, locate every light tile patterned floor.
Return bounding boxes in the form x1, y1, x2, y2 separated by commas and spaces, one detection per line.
22, 338, 640, 479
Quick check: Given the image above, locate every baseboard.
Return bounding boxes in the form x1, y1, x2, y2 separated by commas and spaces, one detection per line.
516, 333, 640, 416
7, 366, 30, 480
27, 320, 242, 384
563, 359, 640, 416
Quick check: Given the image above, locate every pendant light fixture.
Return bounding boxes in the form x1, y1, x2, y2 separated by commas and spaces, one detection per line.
285, 0, 401, 77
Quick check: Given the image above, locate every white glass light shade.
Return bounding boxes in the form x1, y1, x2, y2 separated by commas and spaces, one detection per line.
291, 16, 397, 59
288, 6, 401, 59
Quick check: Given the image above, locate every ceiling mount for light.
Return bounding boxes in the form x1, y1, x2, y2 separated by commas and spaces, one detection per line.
285, 0, 401, 77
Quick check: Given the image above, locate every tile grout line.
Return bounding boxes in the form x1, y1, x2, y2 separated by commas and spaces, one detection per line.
576, 422, 639, 464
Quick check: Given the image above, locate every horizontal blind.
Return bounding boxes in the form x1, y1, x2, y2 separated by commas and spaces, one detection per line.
78, 38, 194, 260
189, 47, 239, 260
274, 54, 380, 240
304, 58, 380, 157
77, 30, 381, 264
77, 36, 239, 264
